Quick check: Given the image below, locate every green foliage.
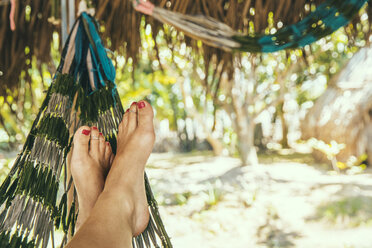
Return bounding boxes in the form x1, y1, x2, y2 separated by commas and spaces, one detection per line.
160, 192, 192, 206
307, 138, 367, 173
0, 38, 55, 146
294, 29, 362, 106
314, 196, 372, 227
308, 138, 346, 161
259, 151, 315, 165
174, 192, 192, 206
202, 180, 224, 210
0, 158, 12, 183
337, 154, 368, 174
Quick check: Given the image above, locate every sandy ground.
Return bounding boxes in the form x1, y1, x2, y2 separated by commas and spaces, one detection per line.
2, 151, 372, 247
146, 153, 372, 248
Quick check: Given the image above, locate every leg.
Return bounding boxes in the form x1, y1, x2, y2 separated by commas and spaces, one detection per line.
66, 100, 155, 248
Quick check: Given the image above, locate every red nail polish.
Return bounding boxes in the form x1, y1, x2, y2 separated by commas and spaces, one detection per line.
126, 109, 129, 113
131, 102, 137, 106
106, 142, 110, 146
138, 101, 146, 109
92, 127, 98, 130
82, 129, 90, 135
99, 132, 103, 136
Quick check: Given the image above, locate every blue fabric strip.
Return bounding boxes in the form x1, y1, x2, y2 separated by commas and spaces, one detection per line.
82, 13, 116, 83
246, 0, 368, 52
89, 44, 105, 88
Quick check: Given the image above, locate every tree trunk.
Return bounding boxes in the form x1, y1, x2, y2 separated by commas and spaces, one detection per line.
230, 94, 258, 165
236, 120, 258, 165
365, 121, 372, 166
277, 101, 289, 148
226, 73, 259, 166
178, 80, 223, 156
206, 134, 223, 156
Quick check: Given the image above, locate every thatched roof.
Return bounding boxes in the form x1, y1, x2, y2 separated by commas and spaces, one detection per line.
1, 0, 371, 97
301, 46, 372, 165
0, 0, 54, 96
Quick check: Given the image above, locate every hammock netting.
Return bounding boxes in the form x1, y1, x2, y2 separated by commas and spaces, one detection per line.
0, 13, 172, 248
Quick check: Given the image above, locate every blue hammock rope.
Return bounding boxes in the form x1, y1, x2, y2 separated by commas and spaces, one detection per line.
56, 13, 115, 94
233, 0, 369, 52
82, 12, 116, 84
0, 12, 172, 248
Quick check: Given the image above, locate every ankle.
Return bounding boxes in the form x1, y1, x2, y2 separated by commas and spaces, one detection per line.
99, 189, 137, 234
100, 188, 136, 212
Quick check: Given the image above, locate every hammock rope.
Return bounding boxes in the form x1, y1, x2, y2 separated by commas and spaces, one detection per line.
134, 0, 368, 52
0, 13, 172, 248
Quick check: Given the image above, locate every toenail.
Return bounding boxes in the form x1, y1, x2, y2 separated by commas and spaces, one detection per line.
82, 129, 91, 135
92, 127, 98, 130
106, 142, 110, 146
126, 109, 129, 113
138, 101, 146, 109
99, 132, 103, 136
131, 102, 137, 106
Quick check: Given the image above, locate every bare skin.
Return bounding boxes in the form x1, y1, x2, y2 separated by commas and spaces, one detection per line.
70, 126, 114, 230
67, 100, 155, 248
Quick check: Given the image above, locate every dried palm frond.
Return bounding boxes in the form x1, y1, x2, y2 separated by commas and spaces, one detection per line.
2, 0, 372, 97
0, 0, 54, 97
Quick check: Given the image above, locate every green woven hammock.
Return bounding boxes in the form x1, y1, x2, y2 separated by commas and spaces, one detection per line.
0, 13, 172, 248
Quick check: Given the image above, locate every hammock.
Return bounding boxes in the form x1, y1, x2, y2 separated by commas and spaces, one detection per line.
0, 13, 172, 248
134, 0, 368, 52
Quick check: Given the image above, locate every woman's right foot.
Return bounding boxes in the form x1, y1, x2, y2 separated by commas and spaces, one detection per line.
104, 100, 155, 237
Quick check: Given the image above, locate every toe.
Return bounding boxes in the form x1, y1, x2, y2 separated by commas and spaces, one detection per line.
99, 132, 106, 156
127, 102, 138, 134
90, 126, 101, 158
109, 153, 115, 165
73, 126, 91, 154
137, 100, 154, 132
119, 110, 129, 134
104, 142, 112, 166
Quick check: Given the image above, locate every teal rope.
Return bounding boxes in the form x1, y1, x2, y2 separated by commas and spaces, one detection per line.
233, 0, 368, 52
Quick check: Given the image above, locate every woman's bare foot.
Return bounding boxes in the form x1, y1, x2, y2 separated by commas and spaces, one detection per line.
71, 126, 114, 230
104, 100, 155, 237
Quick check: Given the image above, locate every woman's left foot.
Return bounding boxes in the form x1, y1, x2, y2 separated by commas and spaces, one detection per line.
71, 126, 114, 230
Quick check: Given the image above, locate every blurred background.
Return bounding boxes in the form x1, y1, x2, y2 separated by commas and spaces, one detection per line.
1, 0, 372, 247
